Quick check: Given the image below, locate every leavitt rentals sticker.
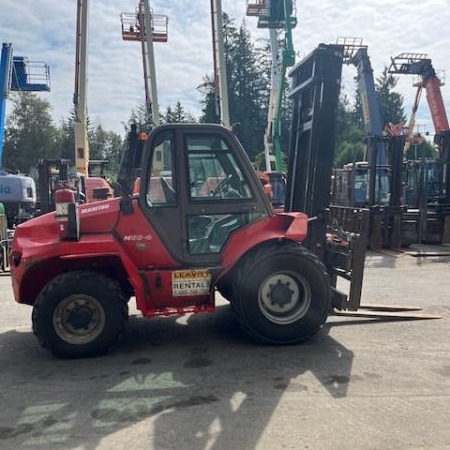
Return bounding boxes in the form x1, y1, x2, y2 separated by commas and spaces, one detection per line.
172, 270, 211, 297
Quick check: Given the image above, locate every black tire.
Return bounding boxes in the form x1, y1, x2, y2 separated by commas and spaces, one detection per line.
32, 271, 128, 358
232, 242, 331, 345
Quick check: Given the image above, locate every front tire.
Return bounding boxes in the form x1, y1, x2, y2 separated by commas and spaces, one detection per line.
232, 242, 331, 344
32, 271, 128, 358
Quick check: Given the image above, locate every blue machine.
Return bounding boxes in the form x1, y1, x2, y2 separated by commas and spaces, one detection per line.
338, 38, 386, 165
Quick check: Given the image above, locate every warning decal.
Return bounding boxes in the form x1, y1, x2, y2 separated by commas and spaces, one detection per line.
172, 270, 212, 297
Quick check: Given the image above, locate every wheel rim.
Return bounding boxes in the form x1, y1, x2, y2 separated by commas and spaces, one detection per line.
53, 294, 106, 345
258, 271, 311, 325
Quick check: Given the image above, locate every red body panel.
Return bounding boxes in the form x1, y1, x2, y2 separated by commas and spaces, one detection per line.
10, 194, 309, 317
10, 198, 127, 305
114, 199, 179, 269
78, 198, 121, 233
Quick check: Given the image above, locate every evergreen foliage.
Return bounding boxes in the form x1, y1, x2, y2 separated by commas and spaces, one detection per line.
2, 92, 123, 177
405, 138, 437, 160
161, 101, 196, 123
3, 92, 59, 173
375, 67, 406, 127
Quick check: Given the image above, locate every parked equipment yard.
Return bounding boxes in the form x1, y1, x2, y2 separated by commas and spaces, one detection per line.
0, 245, 449, 450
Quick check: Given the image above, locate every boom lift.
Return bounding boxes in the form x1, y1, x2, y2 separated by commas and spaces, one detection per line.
210, 0, 230, 127
9, 44, 438, 359
71, 0, 113, 202
246, 0, 296, 173
246, 1, 296, 206
36, 1, 112, 210
403, 84, 423, 156
331, 38, 405, 249
119, 0, 168, 193
389, 54, 450, 244
73, 0, 90, 177
120, 0, 168, 127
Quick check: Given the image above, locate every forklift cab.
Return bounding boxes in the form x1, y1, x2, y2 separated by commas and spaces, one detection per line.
332, 162, 391, 208
135, 124, 273, 265
403, 159, 449, 207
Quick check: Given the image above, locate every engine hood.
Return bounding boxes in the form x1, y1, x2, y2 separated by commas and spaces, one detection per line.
13, 212, 59, 240
78, 198, 121, 233
13, 197, 121, 242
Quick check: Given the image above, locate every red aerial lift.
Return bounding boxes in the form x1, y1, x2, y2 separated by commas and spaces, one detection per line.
388, 53, 450, 159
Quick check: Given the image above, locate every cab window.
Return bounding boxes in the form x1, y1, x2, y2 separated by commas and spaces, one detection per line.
146, 131, 176, 207
186, 135, 252, 201
184, 134, 265, 254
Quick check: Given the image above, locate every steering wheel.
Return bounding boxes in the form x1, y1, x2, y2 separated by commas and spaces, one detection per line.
210, 174, 233, 197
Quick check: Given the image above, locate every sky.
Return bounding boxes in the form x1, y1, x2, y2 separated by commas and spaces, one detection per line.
1, 0, 450, 139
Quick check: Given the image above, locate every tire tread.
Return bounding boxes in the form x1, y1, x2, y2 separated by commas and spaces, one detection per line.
231, 241, 331, 344
32, 271, 128, 358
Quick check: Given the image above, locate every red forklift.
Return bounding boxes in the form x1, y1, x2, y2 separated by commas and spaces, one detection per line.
11, 44, 427, 359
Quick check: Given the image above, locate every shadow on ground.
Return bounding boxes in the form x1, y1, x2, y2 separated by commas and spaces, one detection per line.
0, 305, 359, 449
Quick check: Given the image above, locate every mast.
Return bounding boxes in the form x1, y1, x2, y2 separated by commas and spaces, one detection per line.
211, 0, 230, 127
142, 0, 160, 126
73, 0, 90, 176
121, 0, 168, 127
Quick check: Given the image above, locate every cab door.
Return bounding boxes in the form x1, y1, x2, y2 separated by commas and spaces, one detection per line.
138, 125, 271, 266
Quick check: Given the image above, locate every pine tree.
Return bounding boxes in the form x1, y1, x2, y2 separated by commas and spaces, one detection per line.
334, 93, 366, 168
161, 101, 196, 123
89, 125, 123, 176
55, 116, 75, 161
125, 103, 153, 133
376, 67, 406, 127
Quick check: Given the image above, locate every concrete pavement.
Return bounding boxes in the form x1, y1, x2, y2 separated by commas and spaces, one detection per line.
0, 247, 449, 450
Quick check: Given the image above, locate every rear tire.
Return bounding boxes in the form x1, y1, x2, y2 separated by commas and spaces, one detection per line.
32, 271, 128, 358
232, 242, 331, 344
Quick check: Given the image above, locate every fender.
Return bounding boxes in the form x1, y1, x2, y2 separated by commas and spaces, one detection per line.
59, 239, 146, 305
10, 233, 145, 309
216, 211, 308, 283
